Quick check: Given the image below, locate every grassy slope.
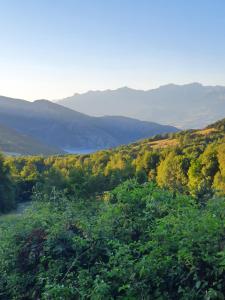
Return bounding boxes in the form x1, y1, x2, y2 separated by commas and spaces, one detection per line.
114, 118, 225, 155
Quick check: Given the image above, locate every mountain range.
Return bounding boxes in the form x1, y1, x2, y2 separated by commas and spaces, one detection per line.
0, 95, 178, 155
57, 83, 225, 129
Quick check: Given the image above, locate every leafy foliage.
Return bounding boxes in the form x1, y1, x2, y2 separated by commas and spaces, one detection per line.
0, 181, 225, 299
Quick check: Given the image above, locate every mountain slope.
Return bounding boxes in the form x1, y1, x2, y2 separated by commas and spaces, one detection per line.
57, 83, 225, 128
0, 123, 62, 155
0, 96, 178, 152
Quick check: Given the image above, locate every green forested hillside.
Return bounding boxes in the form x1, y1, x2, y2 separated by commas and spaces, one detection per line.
0, 119, 225, 299
4, 118, 224, 202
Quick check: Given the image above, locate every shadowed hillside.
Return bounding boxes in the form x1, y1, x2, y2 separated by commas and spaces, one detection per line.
0, 123, 62, 155
0, 95, 178, 153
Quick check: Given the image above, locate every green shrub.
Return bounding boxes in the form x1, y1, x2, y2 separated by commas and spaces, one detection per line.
1, 181, 225, 299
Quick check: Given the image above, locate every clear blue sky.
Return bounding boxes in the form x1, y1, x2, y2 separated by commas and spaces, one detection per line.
0, 0, 225, 100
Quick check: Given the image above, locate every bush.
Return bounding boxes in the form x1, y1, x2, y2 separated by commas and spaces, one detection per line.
0, 181, 225, 299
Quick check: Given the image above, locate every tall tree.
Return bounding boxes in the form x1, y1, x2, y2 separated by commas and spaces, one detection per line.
0, 154, 15, 212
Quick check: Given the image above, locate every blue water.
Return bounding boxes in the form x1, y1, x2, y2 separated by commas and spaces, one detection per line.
63, 148, 100, 154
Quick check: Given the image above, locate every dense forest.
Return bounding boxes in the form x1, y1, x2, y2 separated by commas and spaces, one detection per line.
0, 119, 225, 299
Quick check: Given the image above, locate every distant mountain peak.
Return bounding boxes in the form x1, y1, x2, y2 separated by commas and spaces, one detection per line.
116, 86, 133, 91
157, 82, 203, 90
33, 99, 52, 105
70, 86, 139, 98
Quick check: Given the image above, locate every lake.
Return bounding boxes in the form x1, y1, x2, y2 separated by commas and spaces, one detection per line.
63, 148, 102, 154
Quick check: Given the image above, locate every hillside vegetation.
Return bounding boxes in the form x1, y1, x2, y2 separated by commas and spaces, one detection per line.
0, 118, 223, 211
0, 118, 224, 299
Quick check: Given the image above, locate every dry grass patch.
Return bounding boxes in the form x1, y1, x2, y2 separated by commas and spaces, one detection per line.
148, 138, 178, 149
195, 128, 218, 136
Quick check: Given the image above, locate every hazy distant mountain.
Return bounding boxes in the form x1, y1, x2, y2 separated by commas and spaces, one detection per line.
0, 123, 62, 155
0, 96, 178, 153
57, 83, 225, 128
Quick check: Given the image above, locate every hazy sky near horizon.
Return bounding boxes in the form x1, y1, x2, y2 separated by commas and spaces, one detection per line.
0, 0, 225, 100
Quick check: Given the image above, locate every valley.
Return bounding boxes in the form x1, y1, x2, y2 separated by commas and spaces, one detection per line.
0, 95, 178, 155
0, 117, 224, 298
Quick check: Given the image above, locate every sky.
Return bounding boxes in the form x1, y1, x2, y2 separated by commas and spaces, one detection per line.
0, 0, 225, 100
